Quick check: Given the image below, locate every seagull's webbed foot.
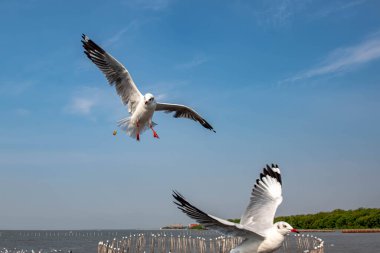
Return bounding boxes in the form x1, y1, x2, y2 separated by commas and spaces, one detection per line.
150, 125, 159, 139
136, 133, 140, 141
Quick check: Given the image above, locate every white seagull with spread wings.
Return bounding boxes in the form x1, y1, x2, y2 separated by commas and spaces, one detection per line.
173, 164, 299, 253
81, 34, 215, 141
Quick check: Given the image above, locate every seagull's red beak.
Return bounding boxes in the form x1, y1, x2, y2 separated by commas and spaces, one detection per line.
291, 228, 300, 233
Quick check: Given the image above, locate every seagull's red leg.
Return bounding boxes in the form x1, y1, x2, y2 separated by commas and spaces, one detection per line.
150, 124, 159, 139
136, 121, 140, 141
152, 129, 159, 139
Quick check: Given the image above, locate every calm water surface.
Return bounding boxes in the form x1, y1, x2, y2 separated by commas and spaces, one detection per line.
1, 230, 379, 253
312, 231, 380, 253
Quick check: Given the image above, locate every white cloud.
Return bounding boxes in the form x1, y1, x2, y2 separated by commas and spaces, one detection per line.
66, 97, 96, 115
64, 87, 102, 116
104, 20, 141, 47
251, 0, 311, 27
63, 86, 126, 121
313, 0, 367, 19
176, 55, 209, 70
283, 31, 380, 82
247, 0, 366, 28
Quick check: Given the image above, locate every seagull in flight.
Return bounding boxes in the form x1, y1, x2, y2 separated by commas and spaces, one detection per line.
173, 164, 299, 253
81, 34, 215, 141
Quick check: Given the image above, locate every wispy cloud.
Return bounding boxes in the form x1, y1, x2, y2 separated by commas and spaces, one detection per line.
65, 97, 96, 115
63, 87, 103, 116
251, 0, 311, 27
283, 31, 380, 82
175, 55, 209, 70
247, 0, 366, 28
63, 86, 126, 121
312, 0, 367, 19
104, 20, 141, 47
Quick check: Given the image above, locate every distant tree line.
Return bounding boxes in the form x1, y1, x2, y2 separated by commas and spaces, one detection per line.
274, 208, 380, 229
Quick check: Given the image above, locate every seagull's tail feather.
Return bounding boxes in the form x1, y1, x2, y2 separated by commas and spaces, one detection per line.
117, 118, 134, 137
117, 117, 149, 139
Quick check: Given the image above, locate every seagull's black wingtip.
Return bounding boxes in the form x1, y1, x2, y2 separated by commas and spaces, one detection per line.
202, 121, 215, 133
262, 163, 282, 185
81, 34, 88, 41
172, 190, 187, 208
172, 190, 179, 197
172, 190, 182, 200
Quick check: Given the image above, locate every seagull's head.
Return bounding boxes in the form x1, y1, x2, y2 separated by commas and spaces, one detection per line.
144, 93, 156, 105
274, 221, 299, 235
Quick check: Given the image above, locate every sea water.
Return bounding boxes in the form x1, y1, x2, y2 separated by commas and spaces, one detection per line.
1, 230, 379, 253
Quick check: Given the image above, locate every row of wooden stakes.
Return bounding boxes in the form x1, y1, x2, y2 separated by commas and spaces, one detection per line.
98, 233, 324, 253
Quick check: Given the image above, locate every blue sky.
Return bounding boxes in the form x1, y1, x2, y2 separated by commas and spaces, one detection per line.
0, 0, 380, 229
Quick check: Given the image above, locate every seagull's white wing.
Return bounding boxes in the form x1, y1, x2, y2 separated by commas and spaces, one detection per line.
156, 103, 215, 132
240, 164, 283, 235
173, 191, 264, 240
81, 34, 142, 113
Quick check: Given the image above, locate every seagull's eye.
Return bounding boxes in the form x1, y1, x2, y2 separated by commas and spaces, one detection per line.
277, 225, 280, 229
283, 224, 287, 228
150, 98, 153, 101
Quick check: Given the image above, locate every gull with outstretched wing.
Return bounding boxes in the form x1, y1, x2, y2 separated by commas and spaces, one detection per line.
173, 164, 299, 253
81, 34, 215, 141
